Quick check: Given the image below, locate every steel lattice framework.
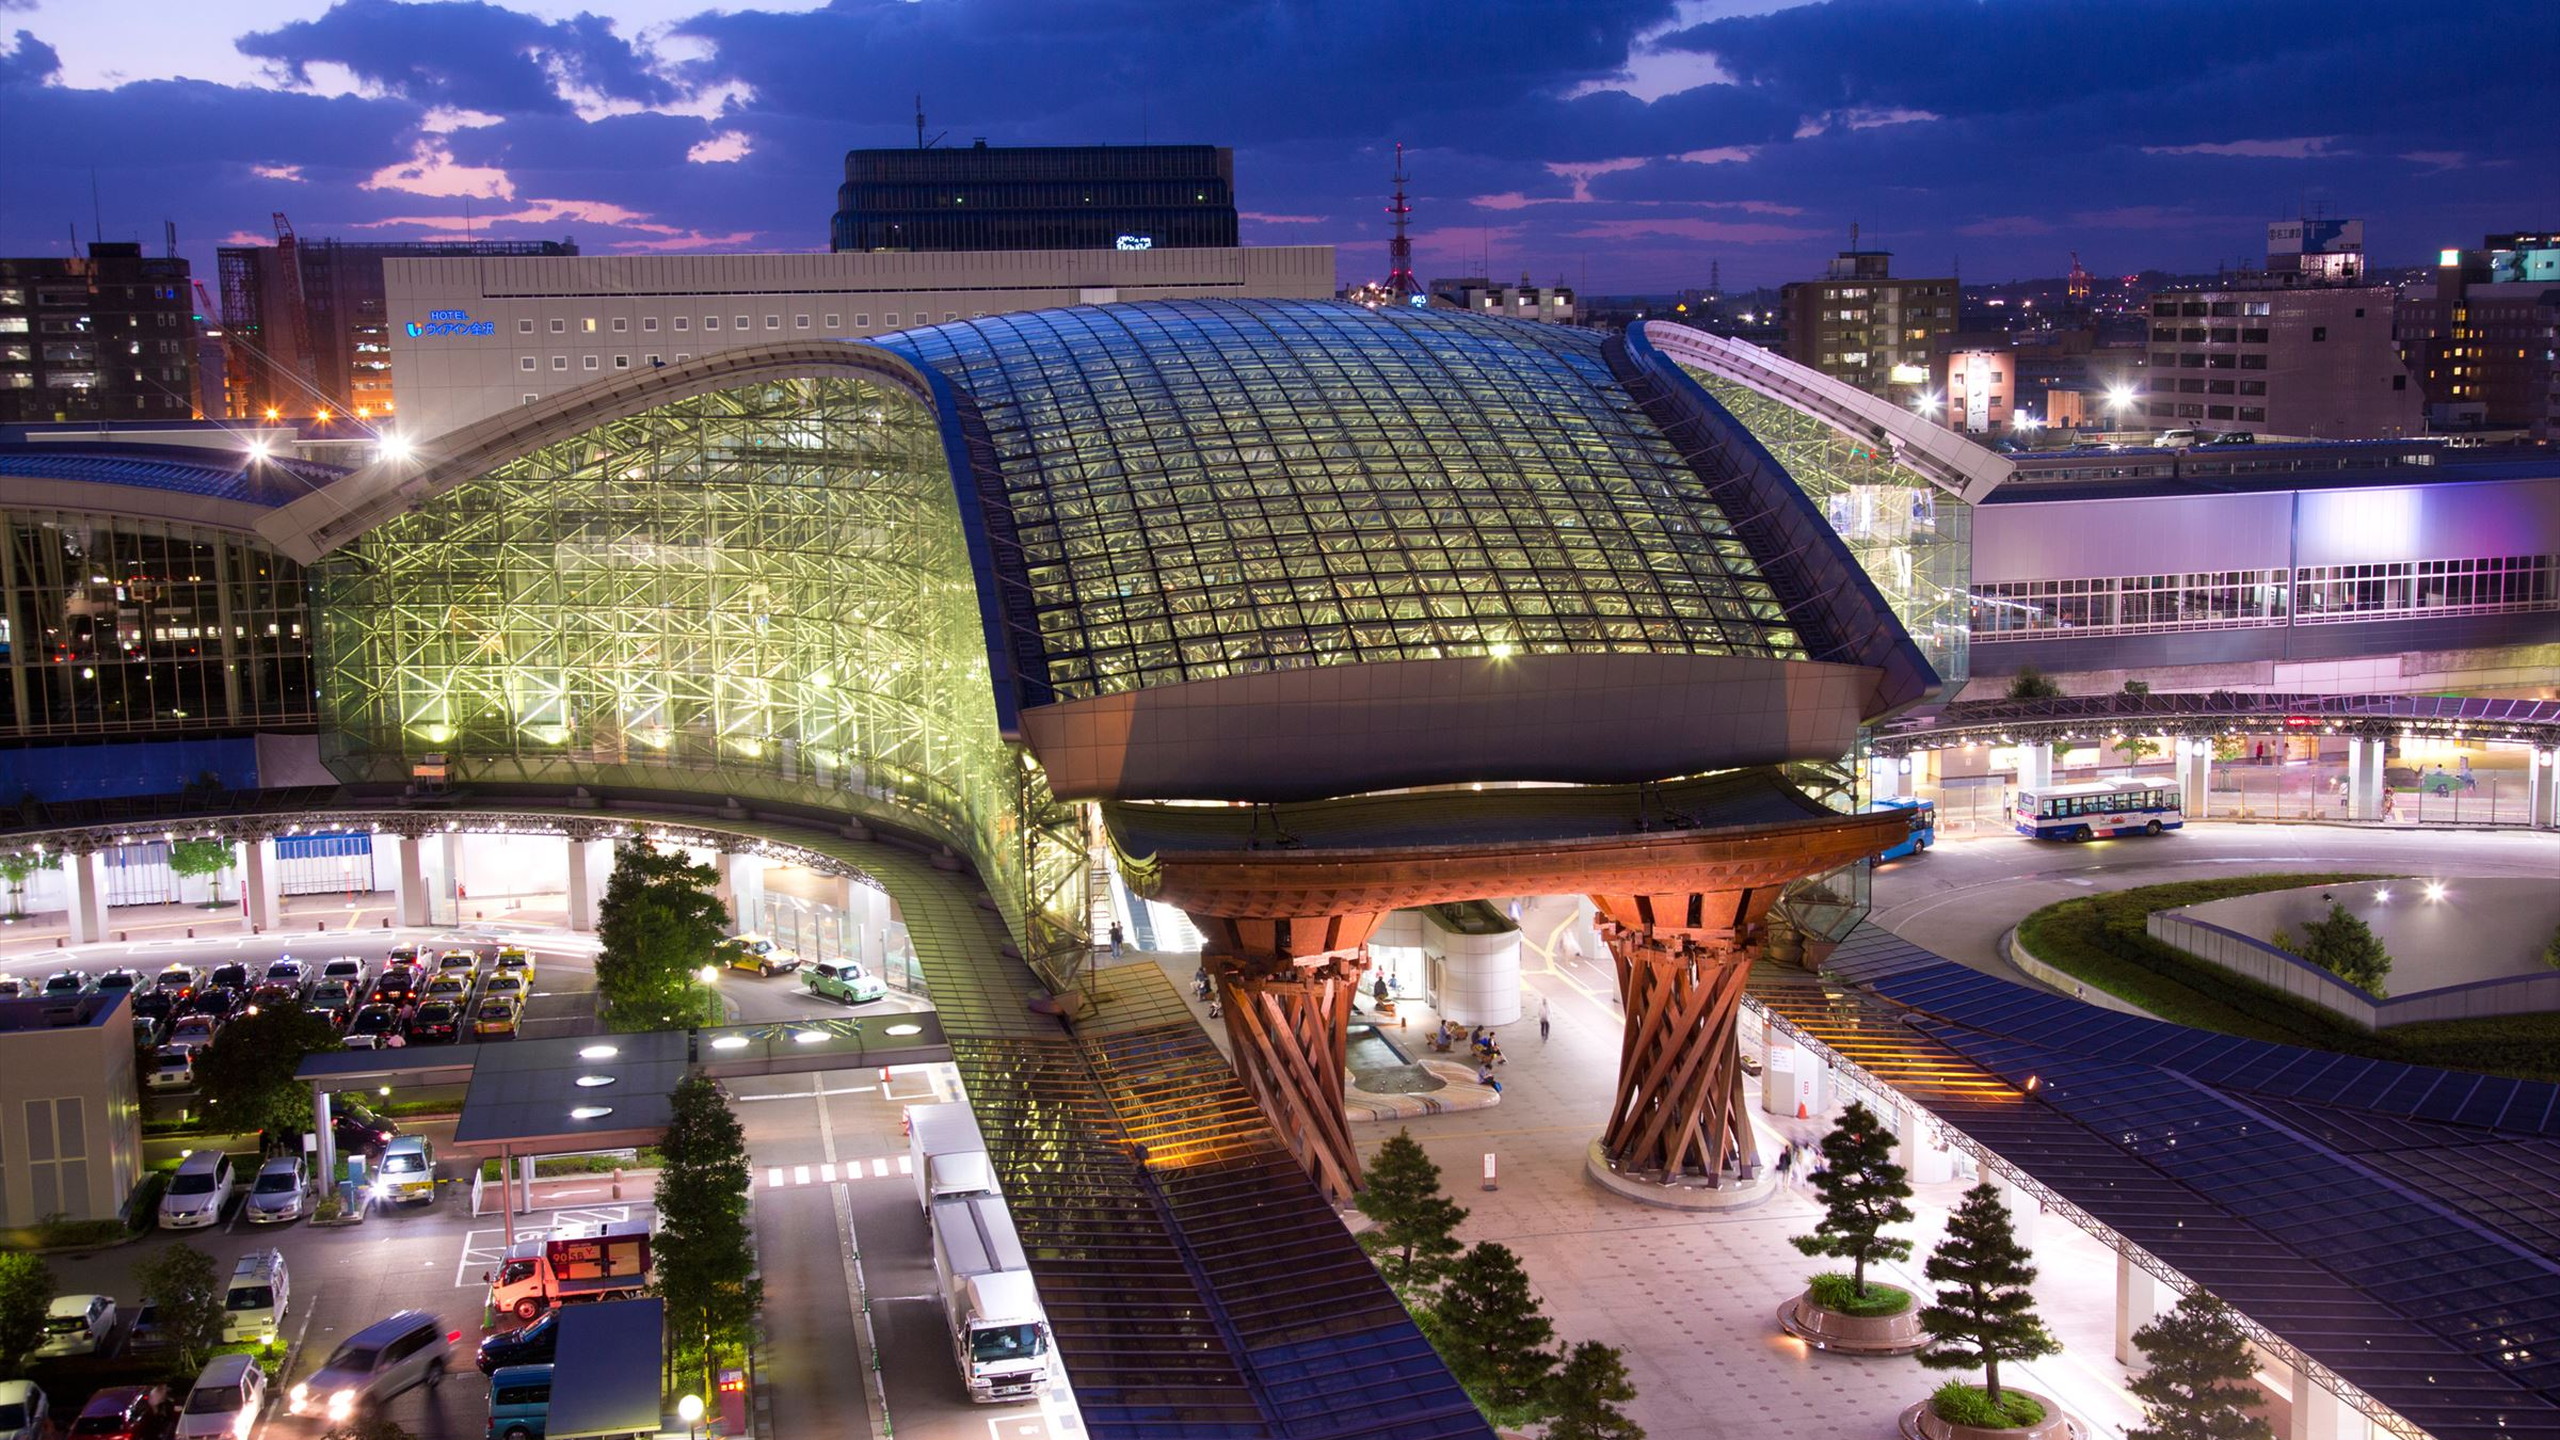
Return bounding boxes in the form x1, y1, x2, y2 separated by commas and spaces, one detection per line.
312, 374, 1086, 961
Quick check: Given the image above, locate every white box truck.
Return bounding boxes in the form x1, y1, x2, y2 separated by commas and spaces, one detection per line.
907, 1101, 994, 1208
929, 1192, 1055, 1404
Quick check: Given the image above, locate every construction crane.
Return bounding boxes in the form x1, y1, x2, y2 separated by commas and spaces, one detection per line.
270, 211, 319, 412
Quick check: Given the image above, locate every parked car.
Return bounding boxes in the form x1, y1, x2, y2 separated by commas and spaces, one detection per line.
173, 1355, 264, 1440
0, 1379, 50, 1440
248, 981, 303, 1014
318, 956, 370, 992
486, 1363, 552, 1440
246, 1156, 310, 1224
307, 978, 359, 1024
404, 1001, 463, 1045
206, 963, 251, 994
470, 997, 521, 1039
262, 957, 311, 992
378, 1137, 436, 1205
65, 1386, 166, 1440
130, 990, 175, 1025
134, 1014, 166, 1050
342, 1005, 408, 1050
159, 1151, 242, 1231
148, 1046, 196, 1092
92, 967, 143, 997
720, 933, 800, 977
166, 1015, 220, 1050
288, 1311, 452, 1422
368, 966, 423, 1010
177, 987, 238, 1023
152, 965, 205, 998
331, 1100, 400, 1153
474, 1309, 559, 1374
493, 948, 535, 985
0, 976, 22, 1000
35, 1295, 117, 1359
386, 943, 426, 967
803, 959, 887, 1005
40, 970, 89, 998
436, 948, 482, 977
480, 973, 529, 1007
126, 1301, 175, 1357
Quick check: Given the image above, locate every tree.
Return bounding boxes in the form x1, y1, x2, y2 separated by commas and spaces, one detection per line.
653, 1074, 760, 1400
2006, 667, 2063, 700
133, 1242, 226, 1372
0, 850, 56, 920
2121, 679, 2153, 697
2128, 1291, 2274, 1440
2543, 920, 2560, 971
595, 842, 729, 1031
1792, 1100, 1915, 1300
1545, 1340, 1646, 1440
1918, 1182, 2060, 1406
0, 1252, 54, 1375
2298, 902, 2391, 996
1355, 1129, 1468, 1300
2114, 734, 2162, 766
192, 1006, 346, 1142
168, 839, 235, 907
1424, 1242, 1557, 1428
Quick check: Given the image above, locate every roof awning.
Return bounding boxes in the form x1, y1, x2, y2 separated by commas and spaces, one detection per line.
548, 1298, 664, 1438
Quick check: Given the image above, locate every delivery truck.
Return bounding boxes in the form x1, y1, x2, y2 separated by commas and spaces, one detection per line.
928, 1192, 1055, 1404
485, 1218, 653, 1320
907, 1101, 995, 1208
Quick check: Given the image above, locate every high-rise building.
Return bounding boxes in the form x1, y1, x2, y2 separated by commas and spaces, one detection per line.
2265, 218, 2366, 284
2397, 231, 2560, 441
1779, 250, 1956, 401
830, 142, 1238, 253
0, 243, 197, 423
217, 235, 577, 421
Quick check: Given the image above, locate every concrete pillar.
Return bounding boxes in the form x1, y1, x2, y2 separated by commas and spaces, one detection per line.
2530, 748, 2560, 829
1870, 755, 1910, 801
2114, 1252, 2160, 1367
66, 849, 108, 946
440, 831, 465, 914
1894, 1104, 1954, 1184
2290, 1365, 2351, 1440
833, 875, 890, 965
1434, 927, 1521, 1026
313, 1088, 336, 1202
716, 851, 765, 934
1996, 1171, 2042, 1248
1761, 1036, 1829, 1118
2017, 741, 2054, 791
2177, 741, 2212, 819
565, 838, 606, 932
240, 838, 282, 932
387, 835, 429, 927
2346, 737, 2387, 822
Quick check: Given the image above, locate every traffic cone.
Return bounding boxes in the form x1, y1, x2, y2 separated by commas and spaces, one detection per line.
1796, 1101, 1809, 1120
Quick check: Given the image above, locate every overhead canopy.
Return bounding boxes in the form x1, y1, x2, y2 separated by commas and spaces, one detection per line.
548, 1298, 664, 1439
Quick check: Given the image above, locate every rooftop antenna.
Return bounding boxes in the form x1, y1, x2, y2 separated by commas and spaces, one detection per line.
1849, 220, 1859, 252
913, 96, 946, 151
165, 220, 177, 260
1383, 142, 1418, 303
89, 168, 103, 244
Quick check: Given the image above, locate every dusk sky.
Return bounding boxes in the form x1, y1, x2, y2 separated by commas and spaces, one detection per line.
1, 0, 2551, 294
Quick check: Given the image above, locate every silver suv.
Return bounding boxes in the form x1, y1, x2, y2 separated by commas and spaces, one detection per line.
289, 1310, 451, 1423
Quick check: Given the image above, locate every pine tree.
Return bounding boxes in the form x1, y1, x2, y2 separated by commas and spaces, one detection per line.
1425, 1242, 1559, 1428
1918, 1182, 2060, 1405
1792, 1100, 1914, 1300
2128, 1292, 2273, 1440
652, 1074, 761, 1399
595, 842, 729, 1030
1545, 1340, 1646, 1440
2299, 902, 2391, 996
1355, 1129, 1468, 1299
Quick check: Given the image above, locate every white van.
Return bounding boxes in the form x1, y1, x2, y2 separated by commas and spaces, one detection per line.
160, 1151, 242, 1230
223, 1249, 291, 1345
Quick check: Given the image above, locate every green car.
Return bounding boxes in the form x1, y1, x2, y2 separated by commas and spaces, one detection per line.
802, 960, 886, 1005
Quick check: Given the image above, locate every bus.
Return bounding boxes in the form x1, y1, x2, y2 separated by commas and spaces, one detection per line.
1869, 797, 1936, 860
2012, 780, 2182, 841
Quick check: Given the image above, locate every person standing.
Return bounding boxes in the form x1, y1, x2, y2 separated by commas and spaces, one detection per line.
1109, 921, 1124, 957
1538, 994, 1552, 1042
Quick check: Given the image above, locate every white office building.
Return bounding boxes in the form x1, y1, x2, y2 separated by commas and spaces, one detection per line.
383, 245, 1338, 439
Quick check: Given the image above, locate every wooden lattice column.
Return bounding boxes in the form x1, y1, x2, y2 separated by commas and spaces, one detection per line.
1597, 923, 1761, 1184
1210, 949, 1368, 1202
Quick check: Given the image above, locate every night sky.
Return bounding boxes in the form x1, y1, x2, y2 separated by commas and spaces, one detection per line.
1, 0, 2551, 294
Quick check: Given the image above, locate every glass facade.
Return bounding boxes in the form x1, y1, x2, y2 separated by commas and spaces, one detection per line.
0, 510, 312, 737
311, 375, 1085, 963
880, 302, 1804, 710
1681, 368, 1973, 688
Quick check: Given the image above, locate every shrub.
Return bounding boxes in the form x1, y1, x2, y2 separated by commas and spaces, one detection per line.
2297, 902, 2391, 997
1808, 1272, 1912, 1317
1931, 1381, 2047, 1429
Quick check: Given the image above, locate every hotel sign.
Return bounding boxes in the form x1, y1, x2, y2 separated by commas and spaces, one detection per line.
406, 309, 496, 338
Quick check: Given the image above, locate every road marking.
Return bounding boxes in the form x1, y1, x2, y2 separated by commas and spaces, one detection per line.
767, 1167, 786, 1188
868, 1157, 886, 1178
831, 1181, 893, 1440
895, 1155, 912, 1176
819, 1163, 837, 1182
793, 1165, 811, 1186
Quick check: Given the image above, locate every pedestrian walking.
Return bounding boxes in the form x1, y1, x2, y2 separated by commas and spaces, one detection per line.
1538, 994, 1551, 1042
1373, 971, 1390, 1007
1109, 921, 1124, 958
1775, 1144, 1794, 1180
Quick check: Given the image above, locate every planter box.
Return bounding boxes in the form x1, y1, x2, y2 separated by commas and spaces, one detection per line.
1776, 1290, 1926, 1356
1898, 1389, 2078, 1440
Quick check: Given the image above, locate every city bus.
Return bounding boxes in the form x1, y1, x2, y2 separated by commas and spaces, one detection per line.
2011, 779, 2183, 841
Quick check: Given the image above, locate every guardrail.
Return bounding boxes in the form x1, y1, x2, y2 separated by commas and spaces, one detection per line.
2147, 911, 2560, 1030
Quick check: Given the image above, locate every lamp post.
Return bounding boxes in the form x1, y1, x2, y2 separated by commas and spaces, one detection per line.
677, 1392, 703, 1440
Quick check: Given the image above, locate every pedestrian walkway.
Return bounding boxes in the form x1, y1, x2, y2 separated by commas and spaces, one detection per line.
756, 1153, 914, 1191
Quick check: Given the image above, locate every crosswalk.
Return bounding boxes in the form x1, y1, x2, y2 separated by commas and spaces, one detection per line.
758, 1154, 913, 1191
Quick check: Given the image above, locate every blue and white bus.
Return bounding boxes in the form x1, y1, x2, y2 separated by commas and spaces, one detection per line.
2012, 780, 2183, 841
1868, 797, 1936, 860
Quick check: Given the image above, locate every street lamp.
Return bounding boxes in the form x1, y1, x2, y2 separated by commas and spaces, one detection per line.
697, 964, 719, 986
677, 1393, 703, 1440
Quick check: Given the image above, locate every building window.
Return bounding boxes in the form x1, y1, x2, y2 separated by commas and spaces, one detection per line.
2207, 405, 2234, 420
583, 356, 599, 370
2239, 354, 2268, 370
824, 314, 841, 329
2311, 326, 2328, 341
520, 357, 537, 372
674, 353, 689, 362
517, 319, 535, 335
2239, 380, 2267, 395
884, 314, 899, 326
645, 354, 661, 366
2208, 354, 2236, 369
524, 394, 540, 405
2149, 402, 2177, 418
2178, 379, 2206, 394
614, 355, 630, 369
854, 315, 870, 328
765, 316, 780, 329
674, 317, 689, 331
2180, 353, 2207, 368
612, 318, 628, 332
582, 318, 597, 333
704, 317, 719, 330
2241, 328, 2268, 344
2393, 375, 2407, 390
552, 356, 568, 371
22, 1097, 88, 1220
2209, 380, 2235, 395
549, 319, 566, 333
736, 317, 750, 330
643, 317, 658, 332
2178, 403, 2205, 418
944, 312, 958, 322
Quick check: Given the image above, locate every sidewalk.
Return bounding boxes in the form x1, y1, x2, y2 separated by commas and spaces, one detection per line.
1130, 935, 2160, 1440
0, 890, 583, 960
